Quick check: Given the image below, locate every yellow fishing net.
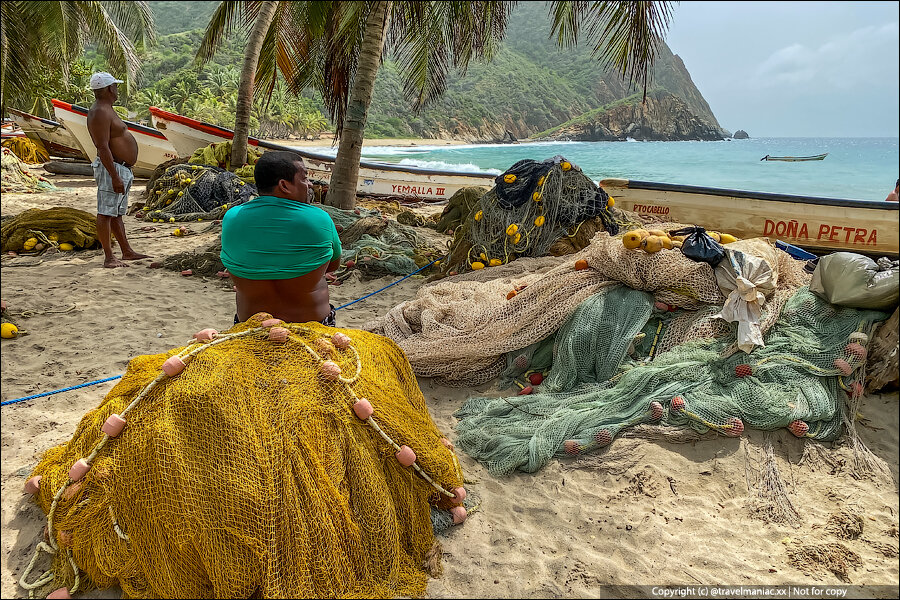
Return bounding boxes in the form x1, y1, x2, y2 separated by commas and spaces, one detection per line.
24, 315, 466, 599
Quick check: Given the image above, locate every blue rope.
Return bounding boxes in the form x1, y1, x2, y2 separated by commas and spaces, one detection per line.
1, 375, 122, 406
2, 257, 443, 407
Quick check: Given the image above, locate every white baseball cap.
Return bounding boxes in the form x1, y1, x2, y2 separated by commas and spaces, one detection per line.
89, 72, 124, 90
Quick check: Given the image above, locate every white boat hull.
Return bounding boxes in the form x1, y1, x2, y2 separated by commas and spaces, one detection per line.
52, 100, 178, 178
150, 107, 495, 200
600, 178, 899, 256
7, 108, 87, 159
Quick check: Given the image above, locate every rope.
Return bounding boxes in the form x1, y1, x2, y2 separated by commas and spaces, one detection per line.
2, 258, 442, 408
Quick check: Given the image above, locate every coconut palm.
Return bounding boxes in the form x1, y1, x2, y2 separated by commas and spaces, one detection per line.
198, 1, 674, 209
1, 0, 154, 114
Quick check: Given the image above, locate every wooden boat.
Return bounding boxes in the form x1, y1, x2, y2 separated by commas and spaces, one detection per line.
52, 99, 179, 178
148, 106, 496, 200
7, 107, 87, 159
760, 153, 828, 161
600, 178, 899, 257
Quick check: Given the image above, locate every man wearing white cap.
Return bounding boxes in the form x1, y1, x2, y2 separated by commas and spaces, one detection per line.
87, 72, 149, 267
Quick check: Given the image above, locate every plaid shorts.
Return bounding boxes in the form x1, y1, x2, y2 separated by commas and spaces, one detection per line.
92, 157, 133, 217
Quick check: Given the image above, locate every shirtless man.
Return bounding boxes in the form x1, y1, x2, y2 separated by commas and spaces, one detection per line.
221, 151, 342, 325
86, 72, 149, 268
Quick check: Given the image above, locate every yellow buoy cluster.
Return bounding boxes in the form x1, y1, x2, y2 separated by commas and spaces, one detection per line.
20, 232, 79, 254
622, 228, 739, 254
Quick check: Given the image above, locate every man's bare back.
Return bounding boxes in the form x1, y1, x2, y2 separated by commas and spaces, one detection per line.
232, 265, 333, 323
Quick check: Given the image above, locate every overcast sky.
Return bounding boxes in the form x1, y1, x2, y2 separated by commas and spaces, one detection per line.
664, 1, 899, 137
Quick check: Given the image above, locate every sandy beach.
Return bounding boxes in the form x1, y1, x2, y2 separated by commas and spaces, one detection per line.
264, 136, 470, 149
1, 172, 898, 599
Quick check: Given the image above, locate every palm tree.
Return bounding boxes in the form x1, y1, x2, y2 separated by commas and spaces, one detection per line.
1, 1, 154, 113
198, 1, 674, 209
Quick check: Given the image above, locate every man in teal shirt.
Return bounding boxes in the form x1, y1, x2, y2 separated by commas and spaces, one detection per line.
221, 151, 342, 325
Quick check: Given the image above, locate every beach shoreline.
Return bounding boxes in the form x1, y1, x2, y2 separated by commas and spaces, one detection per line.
263, 136, 471, 149
1, 173, 898, 598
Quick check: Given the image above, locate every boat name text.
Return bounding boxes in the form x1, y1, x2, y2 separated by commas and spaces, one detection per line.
391, 185, 446, 196
632, 204, 670, 215
763, 219, 877, 245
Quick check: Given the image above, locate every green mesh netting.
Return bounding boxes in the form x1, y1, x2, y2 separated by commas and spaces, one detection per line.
143, 163, 257, 223
455, 286, 887, 476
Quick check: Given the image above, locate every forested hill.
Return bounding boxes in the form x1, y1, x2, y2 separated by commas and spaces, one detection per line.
146, 1, 727, 141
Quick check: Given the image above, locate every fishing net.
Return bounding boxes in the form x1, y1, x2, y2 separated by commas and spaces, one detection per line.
439, 156, 631, 276
2, 136, 49, 163
454, 287, 888, 476
434, 186, 490, 234
142, 163, 257, 223
1, 147, 57, 193
22, 316, 467, 599
189, 140, 263, 181
1, 207, 98, 253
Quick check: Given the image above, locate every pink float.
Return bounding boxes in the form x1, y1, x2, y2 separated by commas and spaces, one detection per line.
352, 399, 374, 420
249, 312, 273, 323
440, 437, 454, 451
563, 440, 581, 456
452, 486, 467, 503
47, 587, 71, 599
654, 301, 671, 311
261, 318, 283, 327
649, 401, 664, 421
268, 327, 289, 342
670, 396, 686, 412
724, 417, 744, 437
788, 420, 809, 437
528, 372, 544, 386
162, 356, 186, 377
192, 328, 218, 342
594, 430, 613, 447
315, 338, 335, 357
101, 414, 126, 437
57, 530, 73, 547
320, 361, 342, 380
332, 332, 352, 349
850, 381, 864, 399
517, 385, 533, 396
451, 506, 467, 524
395, 445, 417, 466
68, 459, 90, 481
63, 482, 83, 501
833, 358, 853, 375
24, 475, 41, 494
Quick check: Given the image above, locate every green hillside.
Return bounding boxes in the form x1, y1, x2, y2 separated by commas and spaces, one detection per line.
122, 1, 723, 140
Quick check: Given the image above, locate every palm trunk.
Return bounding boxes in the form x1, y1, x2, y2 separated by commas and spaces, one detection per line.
326, 1, 390, 209
231, 0, 278, 169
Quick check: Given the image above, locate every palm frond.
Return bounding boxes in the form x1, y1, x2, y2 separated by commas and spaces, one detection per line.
196, 1, 246, 66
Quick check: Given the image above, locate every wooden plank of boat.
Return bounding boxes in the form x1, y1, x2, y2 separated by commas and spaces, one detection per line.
760, 153, 828, 161
600, 178, 899, 257
7, 107, 88, 160
52, 99, 179, 178
149, 106, 496, 201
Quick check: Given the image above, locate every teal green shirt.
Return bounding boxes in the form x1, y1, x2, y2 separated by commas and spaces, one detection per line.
220, 196, 342, 280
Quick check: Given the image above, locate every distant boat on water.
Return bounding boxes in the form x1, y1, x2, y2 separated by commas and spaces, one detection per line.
760, 153, 828, 162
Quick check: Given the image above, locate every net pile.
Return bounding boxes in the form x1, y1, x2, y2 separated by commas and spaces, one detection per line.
142, 163, 257, 223
1, 146, 57, 193
2, 136, 50, 163
23, 316, 466, 598
1, 207, 98, 253
189, 140, 263, 181
368, 231, 803, 384
440, 156, 630, 275
454, 287, 887, 475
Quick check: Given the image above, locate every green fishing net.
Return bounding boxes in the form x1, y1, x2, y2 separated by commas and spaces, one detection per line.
455, 286, 887, 476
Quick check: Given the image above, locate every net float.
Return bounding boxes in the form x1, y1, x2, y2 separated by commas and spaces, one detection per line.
845, 343, 867, 360
670, 396, 686, 412
24, 475, 41, 494
517, 385, 533, 396
352, 399, 374, 420
788, 420, 809, 437
734, 364, 753, 378
68, 459, 91, 481
162, 356, 186, 376
47, 587, 71, 599
320, 361, 342, 380
452, 487, 467, 503
314, 338, 334, 357
63, 481, 83, 501
594, 430, 613, 447
649, 401, 664, 421
332, 332, 352, 349
192, 328, 218, 342
396, 445, 417, 466
574, 259, 589, 270
528, 372, 544, 386
724, 417, 744, 437
451, 506, 467, 524
440, 437, 455, 451
833, 358, 853, 375
563, 440, 581, 456
101, 414, 126, 438
261, 318, 283, 327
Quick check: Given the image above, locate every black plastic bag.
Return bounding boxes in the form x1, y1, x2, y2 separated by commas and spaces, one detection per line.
669, 226, 725, 267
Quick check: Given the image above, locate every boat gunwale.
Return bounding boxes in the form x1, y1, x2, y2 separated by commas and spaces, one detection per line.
607, 178, 899, 210
150, 106, 496, 181
7, 107, 63, 128
52, 99, 169, 141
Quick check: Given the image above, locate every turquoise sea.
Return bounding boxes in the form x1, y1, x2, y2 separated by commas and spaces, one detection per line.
306, 137, 899, 203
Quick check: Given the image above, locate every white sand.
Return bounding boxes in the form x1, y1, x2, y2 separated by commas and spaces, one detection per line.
1, 173, 898, 598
